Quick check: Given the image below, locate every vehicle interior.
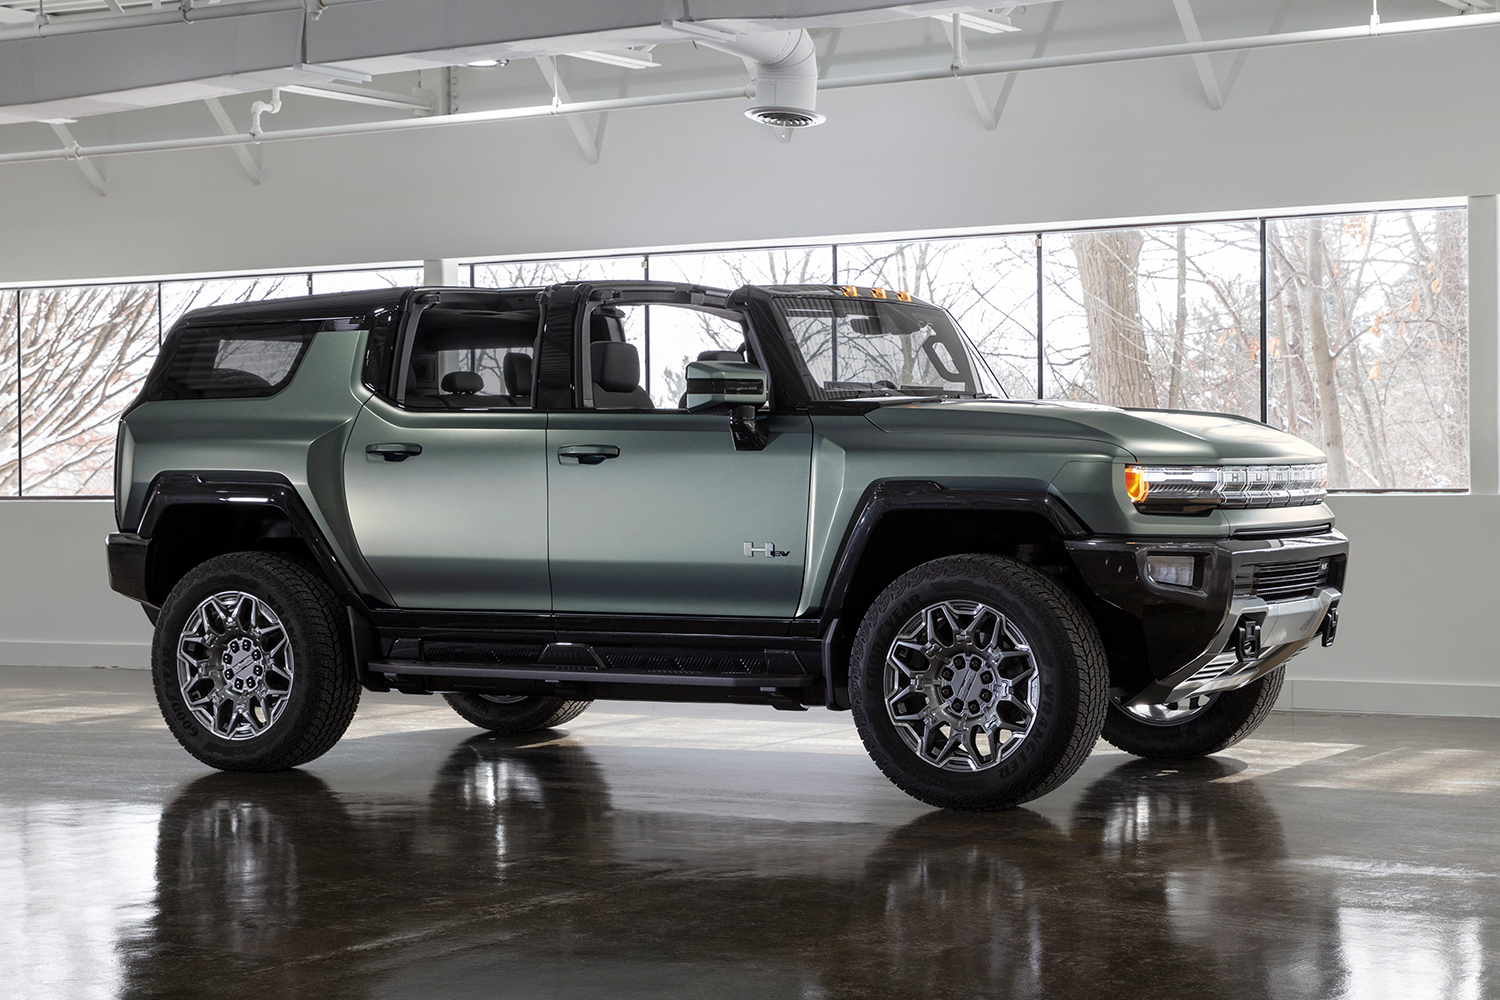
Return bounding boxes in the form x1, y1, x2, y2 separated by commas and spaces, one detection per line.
397, 290, 756, 411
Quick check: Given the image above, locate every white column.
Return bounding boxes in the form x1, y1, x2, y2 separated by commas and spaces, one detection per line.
423, 258, 459, 287
1468, 196, 1499, 495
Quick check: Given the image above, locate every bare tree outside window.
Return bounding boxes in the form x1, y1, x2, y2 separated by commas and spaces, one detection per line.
0, 207, 1470, 499
1267, 210, 1467, 489
0, 292, 17, 495
1045, 224, 1261, 418
473, 256, 644, 290
840, 237, 1037, 398
161, 275, 305, 333
647, 247, 835, 404
20, 285, 159, 496
311, 268, 422, 295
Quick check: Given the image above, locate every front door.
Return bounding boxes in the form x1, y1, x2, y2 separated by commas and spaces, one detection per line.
543, 291, 812, 618
547, 412, 812, 617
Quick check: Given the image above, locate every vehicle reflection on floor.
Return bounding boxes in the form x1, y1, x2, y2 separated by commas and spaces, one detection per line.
115, 734, 1402, 1000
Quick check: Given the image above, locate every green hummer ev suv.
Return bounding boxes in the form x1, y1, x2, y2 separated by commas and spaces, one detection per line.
106, 280, 1346, 809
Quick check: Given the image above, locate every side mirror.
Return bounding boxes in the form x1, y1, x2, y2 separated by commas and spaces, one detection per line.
683, 359, 769, 412
684, 359, 770, 452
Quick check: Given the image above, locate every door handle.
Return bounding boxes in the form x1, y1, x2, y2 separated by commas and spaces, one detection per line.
557, 444, 620, 466
367, 442, 423, 462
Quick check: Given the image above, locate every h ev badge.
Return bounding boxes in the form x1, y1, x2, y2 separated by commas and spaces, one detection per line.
744, 542, 791, 559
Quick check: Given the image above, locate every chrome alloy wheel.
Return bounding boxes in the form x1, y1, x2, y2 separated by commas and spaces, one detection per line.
176, 591, 295, 741
1115, 692, 1220, 727
884, 600, 1041, 772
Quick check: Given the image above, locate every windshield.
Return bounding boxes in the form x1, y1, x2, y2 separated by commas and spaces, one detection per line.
772, 296, 1004, 400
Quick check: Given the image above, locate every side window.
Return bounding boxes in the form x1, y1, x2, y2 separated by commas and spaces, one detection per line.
594, 304, 748, 409
148, 322, 317, 401
398, 304, 540, 410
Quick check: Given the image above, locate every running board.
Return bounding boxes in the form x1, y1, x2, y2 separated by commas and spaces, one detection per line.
368, 660, 816, 688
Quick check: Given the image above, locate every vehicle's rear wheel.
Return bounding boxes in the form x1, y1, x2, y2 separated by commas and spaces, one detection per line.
1101, 668, 1284, 760
443, 693, 591, 733
849, 555, 1109, 810
151, 552, 361, 771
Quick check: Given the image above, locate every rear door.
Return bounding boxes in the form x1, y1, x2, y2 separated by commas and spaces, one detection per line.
343, 290, 550, 611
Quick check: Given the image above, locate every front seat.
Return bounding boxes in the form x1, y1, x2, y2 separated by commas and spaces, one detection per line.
590, 341, 652, 409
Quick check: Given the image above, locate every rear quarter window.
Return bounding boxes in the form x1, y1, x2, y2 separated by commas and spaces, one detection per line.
147, 322, 318, 401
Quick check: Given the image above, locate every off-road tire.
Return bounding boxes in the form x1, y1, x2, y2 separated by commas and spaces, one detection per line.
849, 554, 1109, 810
1102, 668, 1284, 760
151, 552, 361, 771
443, 694, 591, 733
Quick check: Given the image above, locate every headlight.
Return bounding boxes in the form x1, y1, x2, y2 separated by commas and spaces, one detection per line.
1124, 463, 1328, 512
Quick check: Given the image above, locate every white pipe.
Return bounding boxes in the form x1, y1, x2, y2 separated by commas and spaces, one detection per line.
0, 85, 754, 165
692, 28, 821, 126
249, 88, 282, 134
0, 10, 1495, 166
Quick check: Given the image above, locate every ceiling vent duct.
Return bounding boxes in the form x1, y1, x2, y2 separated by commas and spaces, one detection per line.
693, 28, 823, 128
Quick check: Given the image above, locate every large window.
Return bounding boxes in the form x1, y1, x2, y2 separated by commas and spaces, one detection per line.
0, 204, 1470, 496
1266, 210, 1467, 490
19, 284, 159, 496
1043, 223, 1262, 418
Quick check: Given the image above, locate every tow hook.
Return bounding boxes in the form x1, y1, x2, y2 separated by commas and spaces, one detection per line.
1234, 617, 1263, 662
1320, 603, 1339, 647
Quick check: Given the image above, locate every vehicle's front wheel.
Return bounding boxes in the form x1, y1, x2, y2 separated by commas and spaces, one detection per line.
849, 555, 1109, 810
1102, 668, 1284, 760
151, 552, 361, 771
443, 693, 591, 733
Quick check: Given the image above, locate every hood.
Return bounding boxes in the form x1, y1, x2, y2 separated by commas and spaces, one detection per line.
863, 399, 1327, 465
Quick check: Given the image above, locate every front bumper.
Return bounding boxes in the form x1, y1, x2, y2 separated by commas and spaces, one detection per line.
1067, 528, 1347, 705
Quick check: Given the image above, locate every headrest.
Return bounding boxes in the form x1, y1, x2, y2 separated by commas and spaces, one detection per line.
590, 341, 640, 394
697, 350, 743, 362
589, 306, 625, 343
503, 353, 533, 397
441, 371, 484, 394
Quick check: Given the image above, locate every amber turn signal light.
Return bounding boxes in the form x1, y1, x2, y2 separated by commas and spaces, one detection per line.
1124, 465, 1148, 503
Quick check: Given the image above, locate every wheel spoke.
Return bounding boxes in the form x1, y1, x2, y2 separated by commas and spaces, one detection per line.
882, 597, 1042, 774
177, 589, 296, 742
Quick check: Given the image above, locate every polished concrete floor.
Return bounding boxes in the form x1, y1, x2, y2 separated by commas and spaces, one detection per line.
3, 665, 1499, 999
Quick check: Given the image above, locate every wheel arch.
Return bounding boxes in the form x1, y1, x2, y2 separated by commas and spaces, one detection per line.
127, 473, 359, 607
814, 481, 1149, 709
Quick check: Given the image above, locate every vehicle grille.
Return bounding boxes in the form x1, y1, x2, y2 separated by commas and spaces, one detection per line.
1235, 559, 1329, 602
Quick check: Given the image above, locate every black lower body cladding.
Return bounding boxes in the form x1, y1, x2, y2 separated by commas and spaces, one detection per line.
1066, 529, 1348, 692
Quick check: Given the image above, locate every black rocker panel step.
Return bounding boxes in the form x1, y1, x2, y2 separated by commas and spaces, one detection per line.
367, 660, 816, 688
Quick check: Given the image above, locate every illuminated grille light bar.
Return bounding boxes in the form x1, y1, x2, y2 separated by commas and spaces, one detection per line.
1125, 464, 1328, 512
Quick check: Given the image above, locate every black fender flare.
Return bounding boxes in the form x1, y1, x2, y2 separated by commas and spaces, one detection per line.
813, 479, 1092, 709
108, 470, 386, 616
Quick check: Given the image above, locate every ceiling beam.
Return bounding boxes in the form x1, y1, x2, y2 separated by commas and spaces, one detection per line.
1172, 0, 1224, 110
203, 97, 260, 185
535, 55, 605, 165
279, 81, 434, 113
46, 121, 105, 195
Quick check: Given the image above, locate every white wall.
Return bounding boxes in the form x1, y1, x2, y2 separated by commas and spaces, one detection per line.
0, 501, 152, 668
3, 495, 1495, 718
0, 0, 1495, 280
